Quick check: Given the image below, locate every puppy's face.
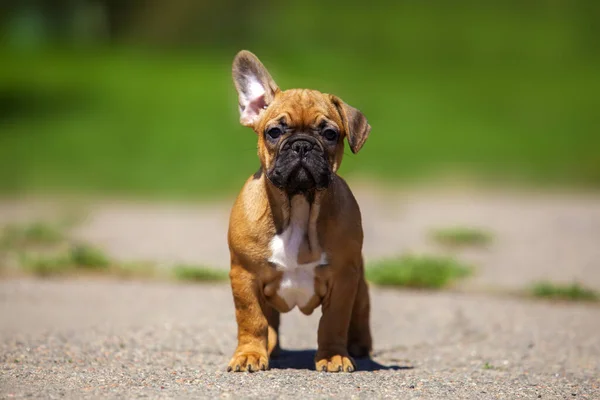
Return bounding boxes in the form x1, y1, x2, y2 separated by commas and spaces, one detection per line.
255, 90, 348, 194
232, 51, 371, 195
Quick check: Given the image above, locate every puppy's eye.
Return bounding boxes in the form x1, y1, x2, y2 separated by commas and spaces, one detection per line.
266, 127, 282, 140
322, 129, 338, 142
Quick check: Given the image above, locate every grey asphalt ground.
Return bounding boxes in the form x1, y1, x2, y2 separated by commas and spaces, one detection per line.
1, 188, 600, 398
1, 279, 599, 399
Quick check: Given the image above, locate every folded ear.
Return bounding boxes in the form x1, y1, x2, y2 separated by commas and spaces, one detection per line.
232, 50, 279, 127
330, 95, 371, 154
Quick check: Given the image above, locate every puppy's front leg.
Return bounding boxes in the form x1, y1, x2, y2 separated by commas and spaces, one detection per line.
228, 263, 269, 372
315, 271, 359, 372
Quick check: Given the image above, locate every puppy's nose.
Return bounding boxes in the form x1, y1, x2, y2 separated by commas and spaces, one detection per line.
291, 140, 313, 155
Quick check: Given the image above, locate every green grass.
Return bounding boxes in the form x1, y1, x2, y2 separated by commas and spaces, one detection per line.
483, 362, 495, 370
173, 265, 229, 283
430, 227, 493, 248
0, 222, 64, 249
110, 262, 157, 279
0, 221, 114, 276
20, 252, 161, 279
0, 51, 251, 199
19, 243, 111, 276
1, 225, 224, 282
69, 243, 110, 269
20, 253, 73, 277
530, 282, 599, 302
1, 3, 599, 200
366, 255, 472, 289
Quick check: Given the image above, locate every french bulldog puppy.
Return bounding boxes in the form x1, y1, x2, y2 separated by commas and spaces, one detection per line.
227, 50, 372, 373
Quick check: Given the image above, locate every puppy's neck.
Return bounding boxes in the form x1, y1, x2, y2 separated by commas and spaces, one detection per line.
264, 179, 325, 264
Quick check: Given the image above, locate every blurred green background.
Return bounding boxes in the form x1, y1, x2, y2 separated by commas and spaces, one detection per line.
1, 0, 598, 199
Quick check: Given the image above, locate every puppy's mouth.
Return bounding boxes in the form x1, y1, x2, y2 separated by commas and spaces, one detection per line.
266, 136, 331, 194
267, 161, 321, 193
287, 164, 317, 193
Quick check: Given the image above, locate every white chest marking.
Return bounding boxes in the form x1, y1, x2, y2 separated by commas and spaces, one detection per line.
268, 196, 326, 309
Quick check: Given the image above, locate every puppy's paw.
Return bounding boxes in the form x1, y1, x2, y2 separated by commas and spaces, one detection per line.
227, 352, 268, 372
315, 351, 356, 373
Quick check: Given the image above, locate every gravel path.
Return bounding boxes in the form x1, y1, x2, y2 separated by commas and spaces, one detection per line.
1, 188, 600, 398
1, 279, 599, 399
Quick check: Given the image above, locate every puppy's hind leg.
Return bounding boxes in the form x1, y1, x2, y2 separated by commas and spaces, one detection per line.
347, 264, 373, 358
266, 306, 281, 359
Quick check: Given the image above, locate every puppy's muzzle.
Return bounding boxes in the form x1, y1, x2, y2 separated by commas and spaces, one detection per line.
289, 137, 314, 158
268, 134, 331, 194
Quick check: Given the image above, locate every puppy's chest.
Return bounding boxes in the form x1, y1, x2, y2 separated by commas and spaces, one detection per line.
268, 212, 326, 310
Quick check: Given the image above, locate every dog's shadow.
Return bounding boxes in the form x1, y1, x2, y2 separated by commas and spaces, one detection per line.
270, 349, 412, 371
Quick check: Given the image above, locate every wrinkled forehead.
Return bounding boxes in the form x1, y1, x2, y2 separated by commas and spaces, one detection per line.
262, 89, 341, 128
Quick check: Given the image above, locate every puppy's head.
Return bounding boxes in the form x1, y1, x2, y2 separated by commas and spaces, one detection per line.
232, 50, 371, 195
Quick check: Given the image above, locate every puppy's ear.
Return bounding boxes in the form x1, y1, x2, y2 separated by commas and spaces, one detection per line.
232, 50, 279, 127
330, 95, 371, 154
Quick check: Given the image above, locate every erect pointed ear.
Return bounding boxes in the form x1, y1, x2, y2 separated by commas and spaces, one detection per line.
330, 95, 371, 154
232, 50, 279, 127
